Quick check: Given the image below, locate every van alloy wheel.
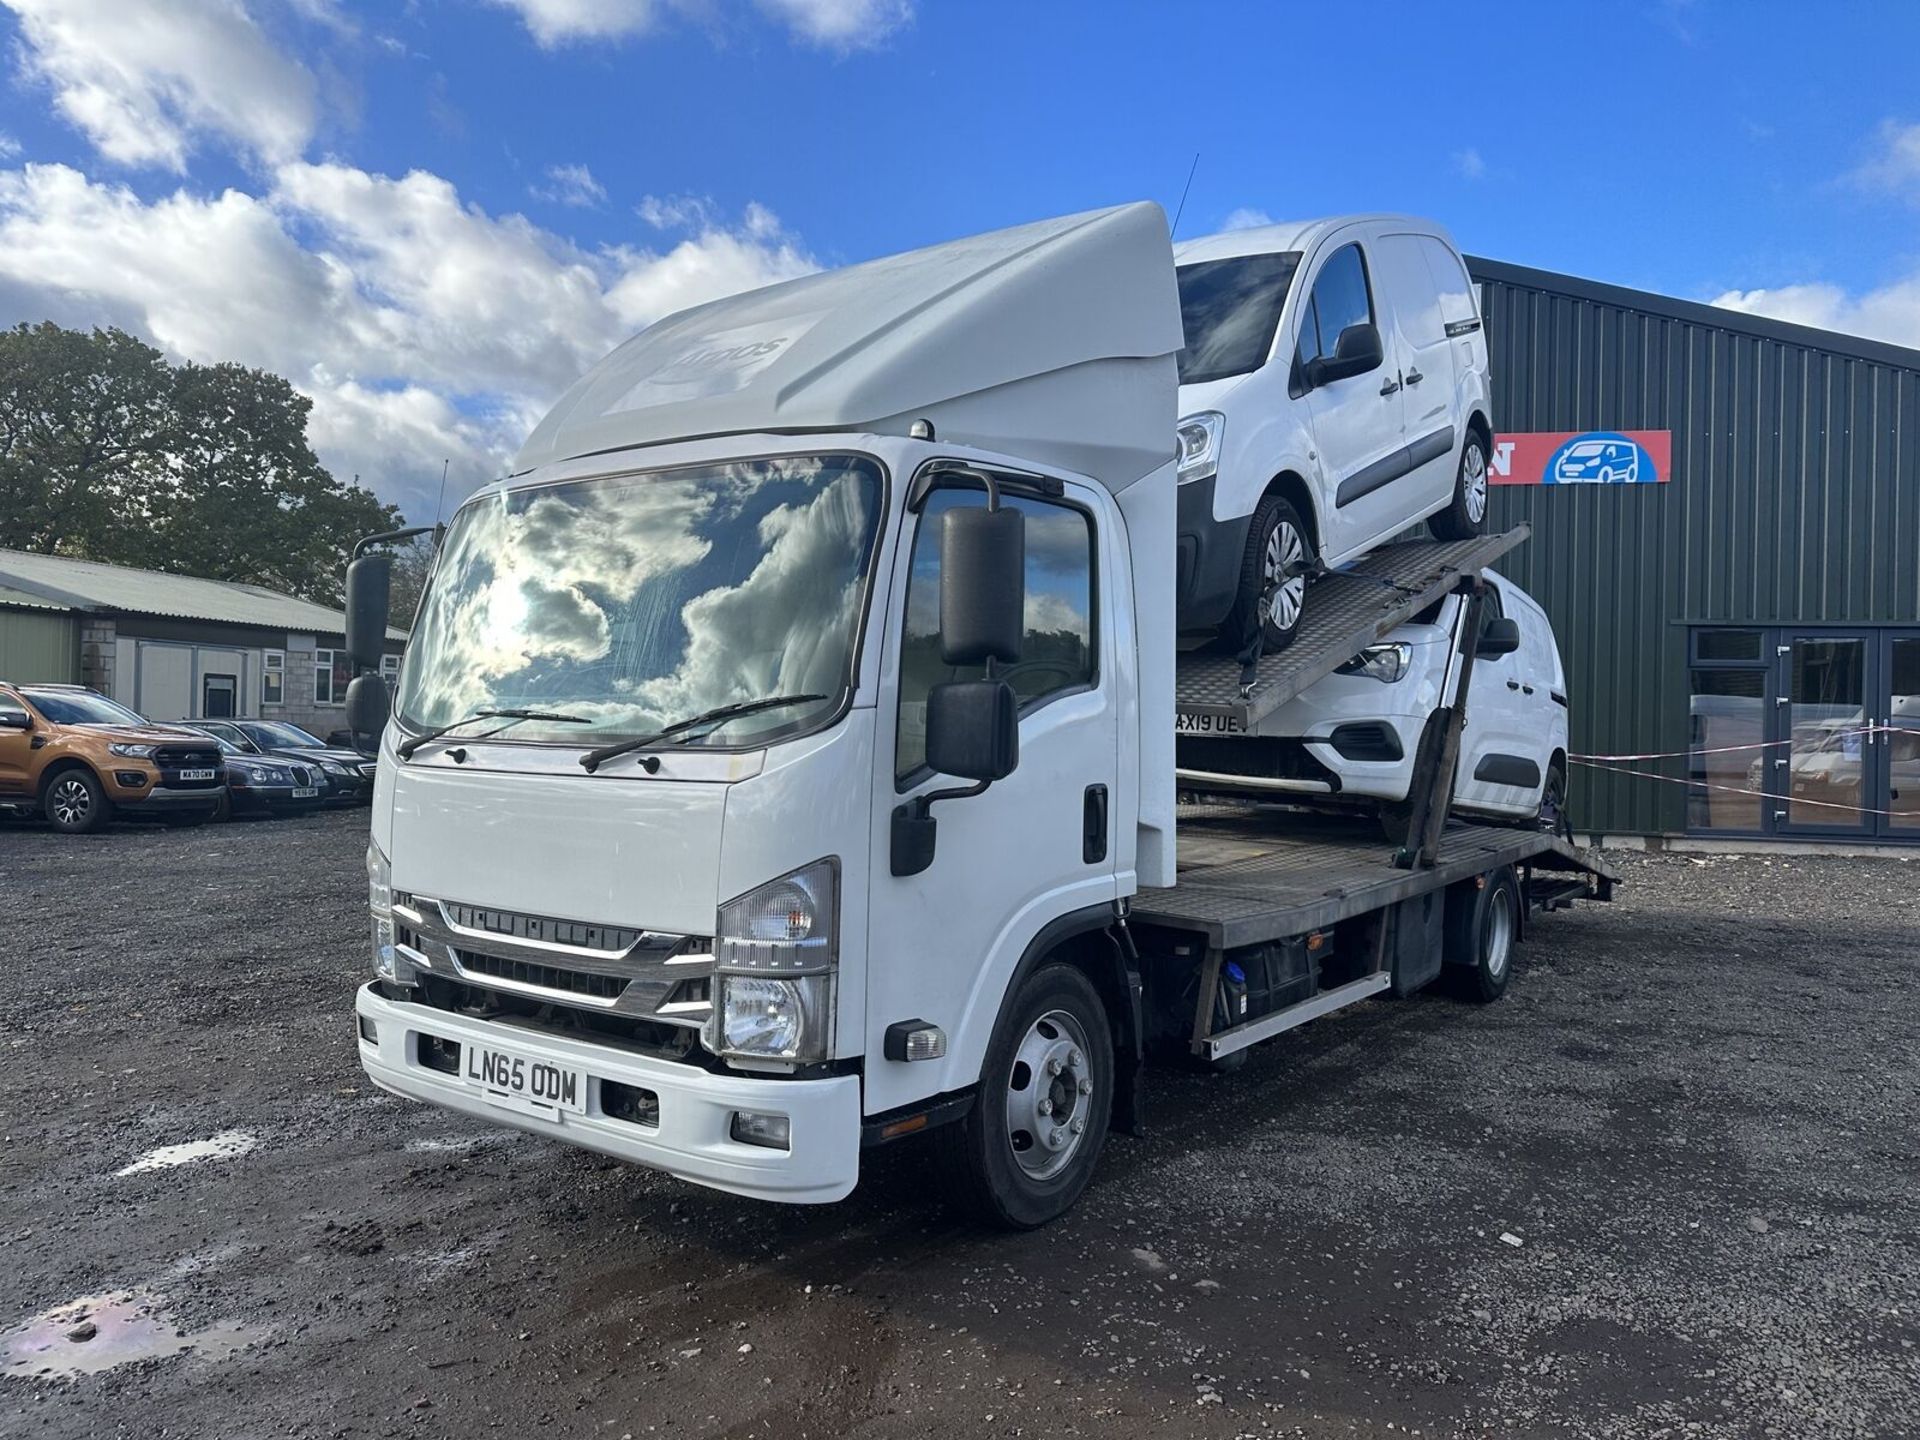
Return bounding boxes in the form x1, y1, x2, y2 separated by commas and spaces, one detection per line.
1462, 440, 1488, 523
49, 777, 92, 827
1263, 518, 1307, 634
1005, 1009, 1095, 1181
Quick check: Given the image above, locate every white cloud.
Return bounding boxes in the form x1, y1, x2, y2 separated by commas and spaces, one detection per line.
533, 162, 607, 208
1848, 119, 1920, 203
1452, 147, 1487, 181
2, 0, 319, 172
488, 0, 913, 49
1711, 277, 1920, 351
1220, 207, 1274, 232
0, 135, 19, 160
0, 162, 817, 521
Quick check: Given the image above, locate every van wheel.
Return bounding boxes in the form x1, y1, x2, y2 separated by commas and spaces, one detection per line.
1444, 866, 1519, 1003
1538, 763, 1572, 842
1226, 496, 1312, 654
1428, 432, 1489, 541
937, 963, 1114, 1229
45, 770, 111, 834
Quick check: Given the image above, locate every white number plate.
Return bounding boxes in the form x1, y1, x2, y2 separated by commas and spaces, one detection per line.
1174, 711, 1246, 737
461, 1042, 587, 1115
179, 768, 218, 781
292, 786, 320, 798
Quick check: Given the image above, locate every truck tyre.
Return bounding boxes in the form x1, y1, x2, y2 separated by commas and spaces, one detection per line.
44, 769, 111, 834
1226, 495, 1312, 654
1444, 865, 1519, 1003
937, 963, 1114, 1229
1428, 431, 1489, 541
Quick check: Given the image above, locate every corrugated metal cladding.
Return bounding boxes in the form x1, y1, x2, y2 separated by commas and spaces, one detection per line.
1466, 256, 1920, 836
0, 607, 80, 684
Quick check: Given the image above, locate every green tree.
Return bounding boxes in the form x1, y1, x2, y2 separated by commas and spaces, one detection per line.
0, 323, 172, 554
0, 323, 403, 606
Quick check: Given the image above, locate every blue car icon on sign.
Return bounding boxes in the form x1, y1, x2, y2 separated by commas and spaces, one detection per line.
1551, 436, 1642, 484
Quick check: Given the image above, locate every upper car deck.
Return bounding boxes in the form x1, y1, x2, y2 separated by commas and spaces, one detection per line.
1132, 802, 1616, 950
1175, 527, 1531, 732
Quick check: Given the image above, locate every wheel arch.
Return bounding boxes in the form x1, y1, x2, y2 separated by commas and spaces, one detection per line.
1465, 409, 1494, 456
36, 755, 102, 800
1263, 470, 1321, 554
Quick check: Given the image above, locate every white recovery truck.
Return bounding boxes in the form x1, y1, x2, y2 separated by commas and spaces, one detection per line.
342, 202, 1613, 1228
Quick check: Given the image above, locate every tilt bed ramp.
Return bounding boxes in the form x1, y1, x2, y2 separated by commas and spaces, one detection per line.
1142, 523, 1616, 1063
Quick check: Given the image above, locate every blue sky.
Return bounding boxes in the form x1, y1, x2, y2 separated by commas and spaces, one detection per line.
1, 0, 1916, 522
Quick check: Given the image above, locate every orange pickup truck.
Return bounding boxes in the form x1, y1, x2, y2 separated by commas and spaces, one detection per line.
0, 682, 226, 833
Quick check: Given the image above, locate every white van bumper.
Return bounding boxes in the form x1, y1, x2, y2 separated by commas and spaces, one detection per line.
354, 983, 860, 1204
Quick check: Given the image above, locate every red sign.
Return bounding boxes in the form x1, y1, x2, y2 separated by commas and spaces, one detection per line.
1489, 430, 1671, 486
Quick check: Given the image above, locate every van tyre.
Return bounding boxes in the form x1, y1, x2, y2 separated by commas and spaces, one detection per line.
937, 963, 1114, 1229
1227, 495, 1312, 654
1428, 431, 1490, 541
44, 769, 110, 834
1538, 763, 1572, 842
1445, 865, 1519, 1003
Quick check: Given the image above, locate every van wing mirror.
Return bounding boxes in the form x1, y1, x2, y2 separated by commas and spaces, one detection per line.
1477, 617, 1521, 658
344, 673, 391, 750
1305, 321, 1384, 388
344, 553, 394, 673
939, 505, 1024, 666
925, 680, 1019, 783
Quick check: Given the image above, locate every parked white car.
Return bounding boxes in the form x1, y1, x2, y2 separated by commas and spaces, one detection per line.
1173, 215, 1494, 652
1177, 570, 1569, 832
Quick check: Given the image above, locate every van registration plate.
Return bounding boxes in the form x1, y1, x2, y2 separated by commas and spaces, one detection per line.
1174, 711, 1245, 737
461, 1042, 587, 1115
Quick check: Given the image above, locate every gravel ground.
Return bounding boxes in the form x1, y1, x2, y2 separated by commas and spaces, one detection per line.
1, 810, 1916, 1439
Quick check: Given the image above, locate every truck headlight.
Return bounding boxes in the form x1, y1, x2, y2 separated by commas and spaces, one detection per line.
1176, 411, 1224, 484
367, 839, 399, 982
1335, 642, 1413, 684
108, 742, 156, 758
711, 858, 838, 1063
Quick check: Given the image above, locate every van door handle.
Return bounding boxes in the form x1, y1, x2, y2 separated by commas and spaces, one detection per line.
1083, 784, 1108, 864
1404, 368, 1424, 386
1506, 679, 1521, 691
1522, 685, 1535, 695
1379, 376, 1401, 397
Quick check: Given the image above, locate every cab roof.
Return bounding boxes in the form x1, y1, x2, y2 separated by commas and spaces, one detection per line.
512, 202, 1185, 493
1173, 214, 1453, 265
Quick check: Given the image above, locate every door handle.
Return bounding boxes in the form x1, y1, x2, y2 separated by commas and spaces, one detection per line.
1404, 368, 1424, 386
1506, 679, 1521, 690
1522, 685, 1535, 695
1379, 376, 1401, 397
1083, 784, 1108, 864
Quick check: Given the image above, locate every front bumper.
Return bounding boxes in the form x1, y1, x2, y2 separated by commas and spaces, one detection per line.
118, 782, 224, 809
354, 983, 861, 1204
229, 783, 326, 816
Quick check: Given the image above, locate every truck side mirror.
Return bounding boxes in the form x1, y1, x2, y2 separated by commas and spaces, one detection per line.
0, 710, 30, 730
1477, 617, 1521, 658
344, 673, 391, 750
940, 505, 1024, 666
1305, 322, 1384, 388
925, 680, 1019, 783
345, 553, 393, 673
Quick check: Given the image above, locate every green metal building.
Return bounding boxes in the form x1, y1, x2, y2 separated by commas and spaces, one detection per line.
1469, 257, 1920, 846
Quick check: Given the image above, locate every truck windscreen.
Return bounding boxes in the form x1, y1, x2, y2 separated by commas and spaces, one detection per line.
1175, 251, 1302, 385
398, 453, 884, 749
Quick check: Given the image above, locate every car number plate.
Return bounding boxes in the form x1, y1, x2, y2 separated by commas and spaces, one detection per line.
1174, 711, 1245, 736
461, 1042, 587, 1115
178, 768, 218, 781
292, 786, 320, 798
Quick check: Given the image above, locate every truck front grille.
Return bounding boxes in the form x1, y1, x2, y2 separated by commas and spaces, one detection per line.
454, 950, 631, 1002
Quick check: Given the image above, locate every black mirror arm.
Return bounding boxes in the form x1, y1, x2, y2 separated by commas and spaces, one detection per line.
352, 524, 439, 560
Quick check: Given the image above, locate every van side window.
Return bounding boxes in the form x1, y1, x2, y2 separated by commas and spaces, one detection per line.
1295, 243, 1374, 367
0, 692, 27, 725
897, 488, 1096, 782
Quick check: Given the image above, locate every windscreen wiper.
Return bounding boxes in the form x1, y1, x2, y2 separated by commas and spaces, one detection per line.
397, 708, 591, 760
579, 694, 826, 774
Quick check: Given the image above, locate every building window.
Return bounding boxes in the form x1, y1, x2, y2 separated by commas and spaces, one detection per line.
895, 486, 1096, 783
1696, 629, 1762, 662
1687, 668, 1767, 832
262, 650, 284, 706
314, 648, 351, 706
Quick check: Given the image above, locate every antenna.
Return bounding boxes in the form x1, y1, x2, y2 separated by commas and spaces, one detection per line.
434, 458, 450, 526
1170, 152, 1200, 238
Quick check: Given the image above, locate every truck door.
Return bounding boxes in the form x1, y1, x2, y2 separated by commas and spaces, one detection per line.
864, 477, 1120, 1118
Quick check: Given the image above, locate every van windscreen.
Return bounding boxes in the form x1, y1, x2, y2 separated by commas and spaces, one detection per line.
1175, 252, 1302, 385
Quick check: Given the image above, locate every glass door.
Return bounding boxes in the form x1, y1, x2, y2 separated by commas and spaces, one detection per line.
1882, 633, 1920, 838
1775, 635, 1873, 835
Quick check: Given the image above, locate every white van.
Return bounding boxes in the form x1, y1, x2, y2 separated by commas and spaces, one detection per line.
1172, 216, 1493, 652
1177, 570, 1570, 834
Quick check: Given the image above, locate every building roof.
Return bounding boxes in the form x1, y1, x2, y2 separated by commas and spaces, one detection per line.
0, 549, 406, 641
511, 201, 1186, 493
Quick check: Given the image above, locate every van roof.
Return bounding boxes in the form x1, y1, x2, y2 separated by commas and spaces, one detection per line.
511, 202, 1186, 493
1173, 214, 1455, 265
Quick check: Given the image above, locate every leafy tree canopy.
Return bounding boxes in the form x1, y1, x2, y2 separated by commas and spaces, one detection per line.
0, 322, 401, 606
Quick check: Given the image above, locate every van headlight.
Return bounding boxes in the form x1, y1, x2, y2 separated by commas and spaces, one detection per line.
710, 858, 837, 1064
367, 839, 399, 982
1176, 411, 1224, 484
1335, 642, 1413, 683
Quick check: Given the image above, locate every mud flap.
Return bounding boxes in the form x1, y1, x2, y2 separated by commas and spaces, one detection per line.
1389, 890, 1447, 996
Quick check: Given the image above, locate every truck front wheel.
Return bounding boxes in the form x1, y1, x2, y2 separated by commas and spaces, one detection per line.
938, 963, 1114, 1229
